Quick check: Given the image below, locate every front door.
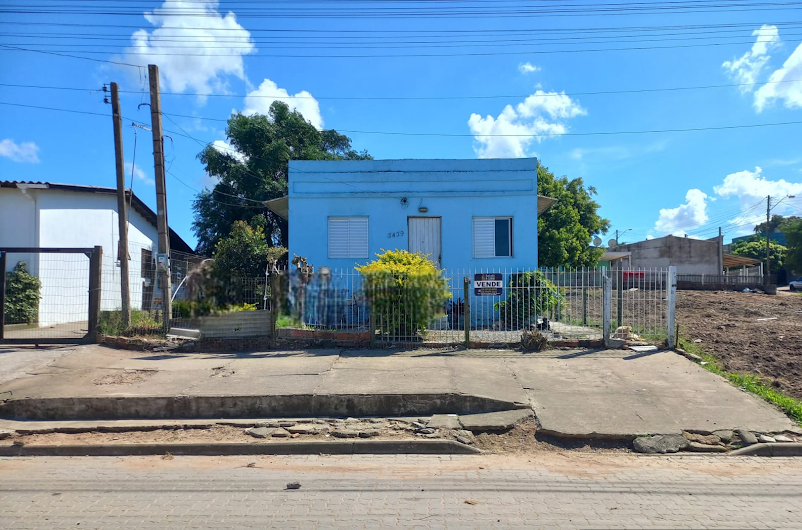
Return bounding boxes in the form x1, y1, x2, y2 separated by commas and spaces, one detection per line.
408, 217, 442, 267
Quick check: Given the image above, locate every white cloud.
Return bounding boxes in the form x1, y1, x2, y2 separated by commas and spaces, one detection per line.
714, 166, 802, 205
125, 162, 154, 186
518, 62, 540, 74
212, 140, 246, 163
123, 0, 255, 95
721, 25, 781, 92
242, 78, 323, 129
467, 90, 586, 158
713, 166, 802, 235
754, 41, 802, 111
654, 189, 709, 234
0, 139, 40, 163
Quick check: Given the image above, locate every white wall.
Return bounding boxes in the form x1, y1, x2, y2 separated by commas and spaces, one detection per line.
0, 188, 39, 275
14, 190, 160, 326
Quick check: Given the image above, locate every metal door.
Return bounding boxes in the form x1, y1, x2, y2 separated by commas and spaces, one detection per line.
408, 217, 442, 267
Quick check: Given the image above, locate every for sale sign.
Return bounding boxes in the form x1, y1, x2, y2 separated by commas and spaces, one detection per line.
474, 273, 503, 296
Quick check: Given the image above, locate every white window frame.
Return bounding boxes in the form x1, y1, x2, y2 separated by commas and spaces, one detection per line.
328, 216, 369, 259
472, 217, 513, 258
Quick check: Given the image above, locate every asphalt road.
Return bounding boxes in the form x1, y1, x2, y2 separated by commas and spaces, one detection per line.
2, 453, 801, 529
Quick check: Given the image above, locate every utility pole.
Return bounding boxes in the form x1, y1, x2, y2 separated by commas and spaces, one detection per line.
766, 195, 771, 286
111, 82, 131, 328
148, 64, 171, 331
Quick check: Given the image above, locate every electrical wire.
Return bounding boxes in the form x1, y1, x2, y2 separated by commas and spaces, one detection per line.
3, 100, 801, 139
2, 78, 801, 101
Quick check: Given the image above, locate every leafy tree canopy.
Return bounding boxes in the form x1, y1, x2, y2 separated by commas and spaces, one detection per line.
193, 101, 371, 255
213, 221, 287, 279
731, 235, 786, 272
754, 214, 798, 235
536, 161, 610, 267
782, 218, 802, 273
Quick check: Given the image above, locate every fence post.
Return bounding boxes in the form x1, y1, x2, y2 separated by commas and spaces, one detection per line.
666, 266, 677, 349
0, 251, 5, 340
269, 273, 280, 348
581, 270, 588, 326
616, 268, 623, 328
602, 268, 612, 348
88, 245, 103, 343
463, 277, 470, 348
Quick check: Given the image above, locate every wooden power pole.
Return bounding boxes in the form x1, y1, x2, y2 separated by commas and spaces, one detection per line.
148, 64, 171, 331
110, 82, 131, 328
765, 195, 771, 286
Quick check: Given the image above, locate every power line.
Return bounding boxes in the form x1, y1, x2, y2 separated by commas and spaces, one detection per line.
0, 43, 143, 67
3, 78, 800, 101
1, 19, 795, 33
4, 37, 797, 58
2, 1, 799, 19
3, 100, 801, 138
4, 26, 797, 46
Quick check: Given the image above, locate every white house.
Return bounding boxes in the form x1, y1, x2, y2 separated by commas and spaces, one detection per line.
1, 181, 193, 326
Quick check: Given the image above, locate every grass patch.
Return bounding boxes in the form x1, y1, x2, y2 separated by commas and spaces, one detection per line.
275, 315, 312, 329
99, 310, 163, 337
678, 335, 802, 427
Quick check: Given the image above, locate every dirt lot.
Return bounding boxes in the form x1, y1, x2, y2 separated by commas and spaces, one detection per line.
676, 290, 802, 399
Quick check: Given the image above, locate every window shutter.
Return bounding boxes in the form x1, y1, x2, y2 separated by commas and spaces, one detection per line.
349, 217, 368, 258
473, 218, 495, 258
329, 217, 368, 259
328, 218, 350, 258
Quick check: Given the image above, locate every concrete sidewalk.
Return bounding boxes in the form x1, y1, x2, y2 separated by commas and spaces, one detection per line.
0, 345, 797, 437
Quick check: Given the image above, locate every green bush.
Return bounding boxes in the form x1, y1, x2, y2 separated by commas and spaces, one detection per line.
98, 310, 161, 337
4, 262, 41, 325
357, 249, 450, 338
494, 270, 562, 329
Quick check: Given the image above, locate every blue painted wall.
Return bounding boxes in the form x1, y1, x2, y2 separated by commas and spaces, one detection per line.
287, 158, 542, 273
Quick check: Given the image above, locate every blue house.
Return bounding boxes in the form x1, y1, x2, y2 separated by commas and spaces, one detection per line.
268, 158, 555, 272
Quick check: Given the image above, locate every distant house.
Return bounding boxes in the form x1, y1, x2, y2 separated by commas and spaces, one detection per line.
266, 158, 556, 271
611, 235, 724, 275
609, 234, 761, 276
0, 181, 193, 326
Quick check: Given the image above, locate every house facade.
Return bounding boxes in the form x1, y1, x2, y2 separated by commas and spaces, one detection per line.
1, 181, 193, 326
274, 158, 555, 271
611, 234, 723, 275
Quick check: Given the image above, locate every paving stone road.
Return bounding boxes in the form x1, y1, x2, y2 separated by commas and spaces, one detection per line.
2, 454, 802, 529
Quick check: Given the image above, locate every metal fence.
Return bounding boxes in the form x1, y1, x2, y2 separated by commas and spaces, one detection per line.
1, 247, 101, 344
281, 266, 676, 348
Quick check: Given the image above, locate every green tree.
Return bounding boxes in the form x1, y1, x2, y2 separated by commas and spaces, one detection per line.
213, 221, 282, 279
4, 262, 41, 324
754, 214, 797, 235
731, 235, 786, 272
782, 218, 802, 273
536, 161, 610, 267
193, 102, 371, 255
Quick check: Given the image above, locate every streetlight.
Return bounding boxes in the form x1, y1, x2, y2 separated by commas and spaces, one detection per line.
615, 228, 633, 245
764, 195, 795, 286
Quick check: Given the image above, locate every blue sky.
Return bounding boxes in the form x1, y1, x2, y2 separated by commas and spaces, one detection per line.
2, 0, 802, 250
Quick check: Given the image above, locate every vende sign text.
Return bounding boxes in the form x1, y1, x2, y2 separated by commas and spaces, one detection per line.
474, 273, 503, 296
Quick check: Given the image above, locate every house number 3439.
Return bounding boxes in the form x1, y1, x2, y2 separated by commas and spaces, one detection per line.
387, 230, 405, 239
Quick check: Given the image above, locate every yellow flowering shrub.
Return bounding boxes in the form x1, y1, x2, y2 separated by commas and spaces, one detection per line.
356, 249, 450, 339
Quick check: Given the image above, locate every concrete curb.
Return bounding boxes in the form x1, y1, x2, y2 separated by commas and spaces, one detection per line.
0, 393, 528, 421
0, 439, 481, 457
728, 443, 802, 457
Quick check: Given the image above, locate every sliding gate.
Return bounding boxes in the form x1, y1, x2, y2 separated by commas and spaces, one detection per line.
1, 247, 102, 345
